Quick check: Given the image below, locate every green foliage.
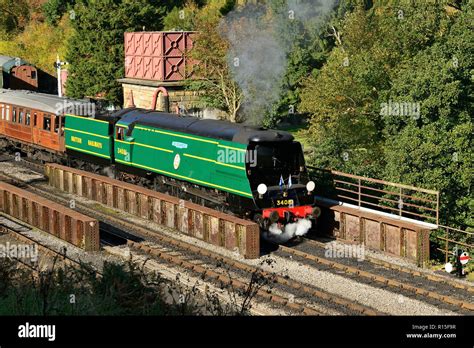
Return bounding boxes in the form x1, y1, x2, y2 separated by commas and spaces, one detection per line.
163, 6, 197, 31
65, 0, 167, 105
0, 259, 170, 315
300, 2, 473, 228
180, 0, 244, 121
382, 5, 474, 229
0, 254, 271, 315
262, 0, 357, 127
219, 0, 236, 15
42, 0, 76, 26
0, 15, 73, 75
0, 0, 30, 34
162, 0, 209, 31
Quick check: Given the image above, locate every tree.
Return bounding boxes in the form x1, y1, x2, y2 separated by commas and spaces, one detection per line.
383, 4, 474, 229
300, 1, 473, 229
0, 0, 30, 34
299, 5, 388, 176
190, 13, 244, 122
262, 0, 356, 127
65, 0, 167, 105
179, 0, 245, 122
0, 13, 72, 75
42, 0, 76, 26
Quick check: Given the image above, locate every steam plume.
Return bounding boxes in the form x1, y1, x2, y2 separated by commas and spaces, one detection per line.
220, 0, 337, 124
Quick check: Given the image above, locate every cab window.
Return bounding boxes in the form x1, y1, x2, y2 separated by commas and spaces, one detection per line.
116, 127, 125, 140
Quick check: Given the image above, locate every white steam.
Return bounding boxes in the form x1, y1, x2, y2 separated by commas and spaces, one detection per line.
262, 218, 312, 243
220, 0, 337, 124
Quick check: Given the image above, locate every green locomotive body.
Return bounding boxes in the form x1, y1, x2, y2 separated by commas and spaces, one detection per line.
113, 120, 253, 199
64, 114, 114, 162
64, 108, 318, 226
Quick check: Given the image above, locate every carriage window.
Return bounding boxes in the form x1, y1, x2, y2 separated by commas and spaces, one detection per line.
19, 109, 24, 124
54, 115, 60, 133
0, 104, 4, 120
60, 116, 65, 135
43, 115, 51, 131
26, 110, 31, 126
12, 107, 17, 123
116, 127, 125, 140
33, 113, 37, 126
6, 105, 10, 121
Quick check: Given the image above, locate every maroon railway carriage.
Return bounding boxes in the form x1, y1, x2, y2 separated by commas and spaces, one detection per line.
0, 89, 89, 162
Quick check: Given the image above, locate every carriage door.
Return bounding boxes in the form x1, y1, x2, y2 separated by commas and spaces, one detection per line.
38, 113, 52, 148
0, 103, 5, 134
32, 111, 40, 144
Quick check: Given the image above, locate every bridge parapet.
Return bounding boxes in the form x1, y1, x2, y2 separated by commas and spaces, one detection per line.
308, 167, 441, 267
308, 167, 439, 226
316, 196, 433, 267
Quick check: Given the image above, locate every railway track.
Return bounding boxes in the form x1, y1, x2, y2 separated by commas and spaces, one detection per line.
0, 215, 92, 274
303, 237, 474, 294
124, 240, 322, 315
1, 157, 472, 315
276, 238, 474, 313
0, 161, 382, 315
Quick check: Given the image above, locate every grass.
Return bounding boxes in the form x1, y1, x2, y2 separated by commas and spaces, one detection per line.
0, 252, 274, 315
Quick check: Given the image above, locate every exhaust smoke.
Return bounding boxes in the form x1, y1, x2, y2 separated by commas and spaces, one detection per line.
262, 218, 312, 243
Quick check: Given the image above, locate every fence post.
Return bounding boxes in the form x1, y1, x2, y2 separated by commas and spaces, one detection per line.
358, 178, 361, 207
444, 227, 449, 264
436, 192, 439, 226
399, 187, 402, 218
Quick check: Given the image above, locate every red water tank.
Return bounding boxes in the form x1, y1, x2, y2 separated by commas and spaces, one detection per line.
124, 31, 196, 81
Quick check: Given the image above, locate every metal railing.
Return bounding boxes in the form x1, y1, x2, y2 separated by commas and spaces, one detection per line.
308, 167, 439, 225
434, 225, 474, 263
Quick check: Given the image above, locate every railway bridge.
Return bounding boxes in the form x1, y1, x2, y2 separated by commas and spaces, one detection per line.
307, 167, 472, 267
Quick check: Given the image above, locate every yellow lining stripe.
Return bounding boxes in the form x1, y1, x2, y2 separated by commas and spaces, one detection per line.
115, 159, 252, 197
134, 142, 173, 153
66, 114, 108, 124
65, 128, 110, 139
114, 139, 173, 153
183, 153, 215, 163
135, 126, 219, 144
218, 144, 247, 152
115, 139, 132, 144
183, 153, 245, 171
65, 145, 110, 159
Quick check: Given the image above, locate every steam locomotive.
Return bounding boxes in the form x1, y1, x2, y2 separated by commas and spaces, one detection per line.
0, 89, 320, 233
